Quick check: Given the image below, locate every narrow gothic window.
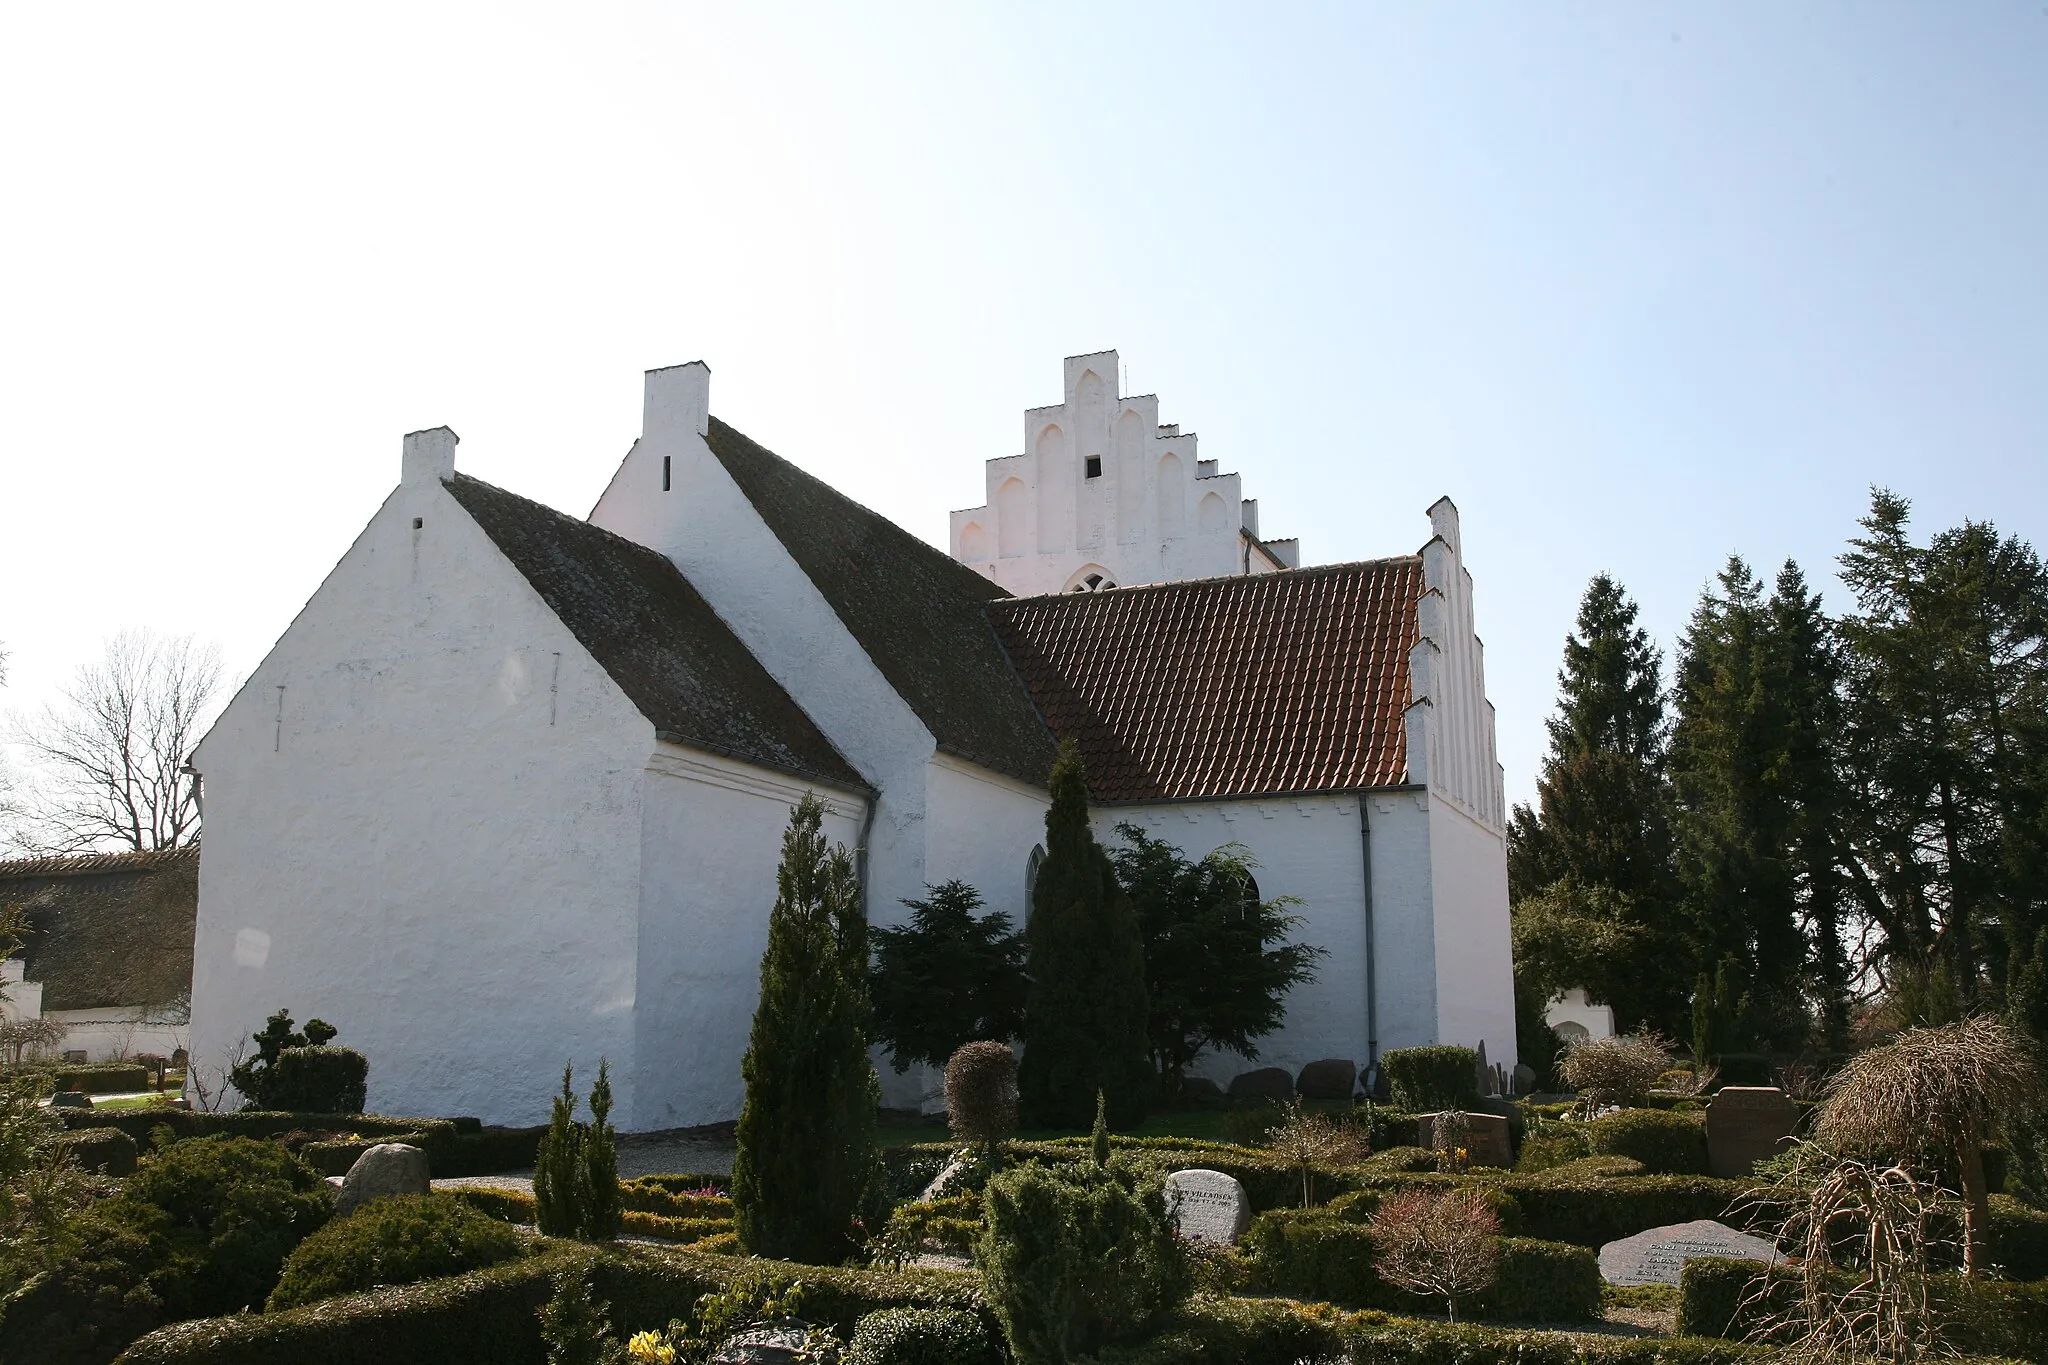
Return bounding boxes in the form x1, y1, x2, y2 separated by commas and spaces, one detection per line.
662, 456, 672, 491
1025, 844, 1046, 914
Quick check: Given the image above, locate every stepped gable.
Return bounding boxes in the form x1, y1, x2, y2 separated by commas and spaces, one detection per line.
989, 558, 1422, 802
2, 846, 199, 1012
703, 417, 1060, 786
445, 473, 865, 793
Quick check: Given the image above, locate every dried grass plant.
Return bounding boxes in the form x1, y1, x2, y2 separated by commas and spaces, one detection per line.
1369, 1187, 1501, 1322
1736, 1143, 1952, 1363
1813, 1016, 2039, 1277
1560, 1031, 1675, 1118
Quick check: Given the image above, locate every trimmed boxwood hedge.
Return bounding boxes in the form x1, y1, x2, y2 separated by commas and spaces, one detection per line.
57, 1124, 138, 1174
1243, 1214, 1602, 1323
59, 1108, 545, 1177
844, 1306, 1001, 1365
114, 1243, 992, 1365
1380, 1047, 1481, 1113
444, 1185, 733, 1246
883, 1139, 1377, 1215
1583, 1109, 1711, 1176
53, 1063, 151, 1094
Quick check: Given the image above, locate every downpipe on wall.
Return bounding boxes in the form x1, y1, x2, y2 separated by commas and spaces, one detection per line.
1357, 793, 1380, 1095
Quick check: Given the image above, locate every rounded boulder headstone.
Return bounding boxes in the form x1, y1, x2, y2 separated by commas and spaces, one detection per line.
1227, 1067, 1295, 1102
1511, 1063, 1537, 1097
1295, 1058, 1358, 1102
1179, 1076, 1226, 1105
333, 1142, 431, 1218
50, 1091, 93, 1109
1164, 1168, 1252, 1244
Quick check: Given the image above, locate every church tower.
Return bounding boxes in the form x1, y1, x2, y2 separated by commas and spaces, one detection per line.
949, 350, 1298, 595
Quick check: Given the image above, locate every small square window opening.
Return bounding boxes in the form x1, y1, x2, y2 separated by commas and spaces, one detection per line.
412, 517, 424, 530
1084, 455, 1102, 479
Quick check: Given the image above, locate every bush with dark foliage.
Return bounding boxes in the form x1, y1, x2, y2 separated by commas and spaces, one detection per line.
267, 1192, 524, 1311
1381, 1046, 1481, 1113
844, 1306, 1000, 1365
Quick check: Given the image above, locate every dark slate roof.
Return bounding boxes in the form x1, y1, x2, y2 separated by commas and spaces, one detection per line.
445, 474, 866, 793
989, 559, 1423, 802
703, 417, 1060, 786
4, 846, 198, 1013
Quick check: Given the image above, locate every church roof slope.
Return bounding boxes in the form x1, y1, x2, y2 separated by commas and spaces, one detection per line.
989, 559, 1422, 802
445, 474, 866, 793
702, 417, 1060, 786
3, 845, 198, 1013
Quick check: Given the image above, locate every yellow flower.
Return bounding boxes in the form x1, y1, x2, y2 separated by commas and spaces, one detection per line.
1455, 1147, 1468, 1161
627, 1331, 676, 1363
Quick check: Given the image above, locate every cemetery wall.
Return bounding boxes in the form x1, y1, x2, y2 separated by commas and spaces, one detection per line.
187, 474, 651, 1127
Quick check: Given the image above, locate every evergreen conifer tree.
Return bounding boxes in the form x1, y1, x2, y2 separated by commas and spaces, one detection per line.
870, 880, 1027, 1072
1018, 742, 1152, 1128
731, 794, 882, 1264
579, 1060, 621, 1241
534, 1063, 583, 1237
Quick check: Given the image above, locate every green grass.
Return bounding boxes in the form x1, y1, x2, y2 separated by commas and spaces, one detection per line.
90, 1093, 182, 1112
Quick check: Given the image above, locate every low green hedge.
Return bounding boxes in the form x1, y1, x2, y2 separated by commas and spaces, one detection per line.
844, 1306, 1001, 1365
1244, 1213, 1601, 1323
444, 1185, 733, 1245
266, 1192, 525, 1311
1502, 1164, 1745, 1247
1584, 1108, 1711, 1176
53, 1063, 151, 1094
298, 1133, 432, 1176
883, 1139, 1376, 1215
1989, 1194, 2048, 1281
1678, 1254, 2048, 1361
59, 1109, 545, 1177
617, 1178, 732, 1219
57, 1124, 138, 1175
114, 1243, 992, 1365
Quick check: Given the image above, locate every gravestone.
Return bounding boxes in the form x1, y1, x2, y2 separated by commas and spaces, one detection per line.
1295, 1058, 1357, 1102
1164, 1168, 1252, 1244
1227, 1067, 1295, 1102
1180, 1076, 1225, 1105
1599, 1219, 1784, 1286
919, 1151, 973, 1202
333, 1142, 430, 1217
711, 1320, 836, 1364
50, 1091, 93, 1109
1417, 1110, 1512, 1168
1705, 1086, 1798, 1179
1511, 1064, 1537, 1097
1474, 1040, 1491, 1096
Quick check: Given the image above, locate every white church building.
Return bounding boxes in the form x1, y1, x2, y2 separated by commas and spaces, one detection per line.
184, 351, 1515, 1129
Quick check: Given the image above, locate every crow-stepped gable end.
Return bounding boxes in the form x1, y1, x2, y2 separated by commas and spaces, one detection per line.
180, 353, 1514, 1130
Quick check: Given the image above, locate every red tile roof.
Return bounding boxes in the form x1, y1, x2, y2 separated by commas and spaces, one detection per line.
989, 559, 1423, 802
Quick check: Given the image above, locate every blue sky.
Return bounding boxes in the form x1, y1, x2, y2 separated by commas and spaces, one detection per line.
1, 2, 2042, 813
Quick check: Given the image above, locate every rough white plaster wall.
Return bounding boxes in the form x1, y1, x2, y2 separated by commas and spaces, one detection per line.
188, 477, 651, 1127
589, 366, 937, 931
40, 1009, 187, 1065
951, 350, 1285, 595
634, 745, 866, 1128
0, 961, 43, 1022
1428, 796, 1518, 1070
923, 756, 1049, 931
1361, 790, 1442, 1059
1094, 798, 1379, 1087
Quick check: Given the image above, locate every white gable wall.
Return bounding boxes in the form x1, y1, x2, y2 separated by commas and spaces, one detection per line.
188, 458, 654, 1126
634, 744, 867, 1128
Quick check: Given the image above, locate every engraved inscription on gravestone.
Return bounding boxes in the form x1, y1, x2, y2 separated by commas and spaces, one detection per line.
1599, 1219, 1784, 1286
1705, 1086, 1799, 1179
1164, 1168, 1252, 1244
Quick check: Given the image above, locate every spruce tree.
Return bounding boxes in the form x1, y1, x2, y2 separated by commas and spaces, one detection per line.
579, 1060, 621, 1241
534, 1063, 583, 1237
1018, 741, 1152, 1128
870, 880, 1027, 1072
732, 794, 881, 1264
1508, 574, 1687, 1034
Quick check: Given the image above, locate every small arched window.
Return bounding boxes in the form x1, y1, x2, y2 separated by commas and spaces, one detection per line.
1025, 845, 1046, 914
1240, 873, 1261, 918
1068, 572, 1116, 593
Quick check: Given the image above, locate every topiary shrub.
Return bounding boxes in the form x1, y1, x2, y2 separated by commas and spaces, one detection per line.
844, 1306, 1000, 1365
266, 1192, 525, 1310
944, 1041, 1018, 1159
1583, 1108, 1709, 1175
57, 1124, 138, 1175
1381, 1047, 1480, 1113
977, 1159, 1189, 1364
257, 1047, 367, 1114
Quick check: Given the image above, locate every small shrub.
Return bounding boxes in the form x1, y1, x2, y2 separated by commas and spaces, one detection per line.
534, 1060, 621, 1241
845, 1306, 999, 1365
1381, 1046, 1480, 1112
258, 1047, 367, 1114
976, 1159, 1189, 1364
1559, 1033, 1673, 1115
1584, 1108, 1709, 1175
56, 1124, 137, 1175
1263, 1098, 1368, 1206
1369, 1187, 1500, 1322
227, 1010, 347, 1110
267, 1192, 524, 1310
944, 1041, 1018, 1156
0, 1213, 165, 1365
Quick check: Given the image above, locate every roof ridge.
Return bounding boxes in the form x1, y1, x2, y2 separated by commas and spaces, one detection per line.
999, 554, 1424, 607
0, 845, 198, 881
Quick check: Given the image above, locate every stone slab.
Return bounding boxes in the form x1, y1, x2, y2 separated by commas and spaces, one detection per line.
1227, 1067, 1295, 1102
1295, 1058, 1357, 1102
334, 1142, 430, 1218
1706, 1086, 1798, 1179
1164, 1168, 1252, 1244
1417, 1110, 1512, 1168
1600, 1219, 1783, 1285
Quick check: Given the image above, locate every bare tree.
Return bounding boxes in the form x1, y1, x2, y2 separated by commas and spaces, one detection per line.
0, 1018, 66, 1066
1264, 1098, 1369, 1207
1369, 1187, 1502, 1322
8, 629, 221, 853
1560, 1031, 1675, 1118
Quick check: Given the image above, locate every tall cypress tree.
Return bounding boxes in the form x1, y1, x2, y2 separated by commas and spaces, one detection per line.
732, 794, 881, 1263
1508, 574, 1688, 1034
1018, 742, 1152, 1128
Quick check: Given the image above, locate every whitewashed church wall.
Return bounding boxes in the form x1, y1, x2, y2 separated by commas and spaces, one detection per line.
1426, 795, 1518, 1073
187, 473, 651, 1127
922, 756, 1049, 931
1362, 789, 1444, 1061
589, 364, 938, 931
41, 1008, 187, 1066
1093, 798, 1372, 1088
633, 745, 866, 1129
